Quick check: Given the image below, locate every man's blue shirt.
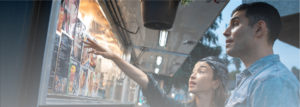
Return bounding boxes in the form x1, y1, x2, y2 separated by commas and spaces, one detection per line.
225, 54, 300, 107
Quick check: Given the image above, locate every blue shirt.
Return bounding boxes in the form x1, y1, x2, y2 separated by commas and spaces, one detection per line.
225, 54, 300, 107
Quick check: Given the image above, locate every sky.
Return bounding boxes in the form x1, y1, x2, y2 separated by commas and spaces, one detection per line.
214, 0, 300, 72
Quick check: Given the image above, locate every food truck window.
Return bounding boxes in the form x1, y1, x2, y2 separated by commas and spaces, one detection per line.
39, 0, 138, 106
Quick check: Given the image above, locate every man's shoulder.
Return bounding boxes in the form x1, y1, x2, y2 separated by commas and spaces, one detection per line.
246, 65, 300, 107
251, 62, 299, 86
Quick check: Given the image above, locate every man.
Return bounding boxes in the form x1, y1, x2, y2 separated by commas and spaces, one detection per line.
223, 2, 299, 107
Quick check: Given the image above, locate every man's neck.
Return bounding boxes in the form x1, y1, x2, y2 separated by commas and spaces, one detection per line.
240, 46, 273, 68
194, 91, 214, 107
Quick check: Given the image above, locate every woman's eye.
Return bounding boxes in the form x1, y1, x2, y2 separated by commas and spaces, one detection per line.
198, 71, 205, 73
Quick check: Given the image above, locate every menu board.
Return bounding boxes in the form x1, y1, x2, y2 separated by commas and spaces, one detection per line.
53, 33, 72, 93
53, 75, 67, 93
78, 66, 88, 96
48, 0, 130, 100
80, 36, 91, 67
60, 0, 80, 35
67, 59, 80, 95
56, 33, 72, 78
48, 33, 61, 89
86, 69, 94, 96
71, 19, 85, 61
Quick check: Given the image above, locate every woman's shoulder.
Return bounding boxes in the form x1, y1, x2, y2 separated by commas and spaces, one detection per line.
184, 99, 196, 107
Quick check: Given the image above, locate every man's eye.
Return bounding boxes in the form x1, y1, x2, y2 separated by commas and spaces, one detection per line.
232, 21, 239, 26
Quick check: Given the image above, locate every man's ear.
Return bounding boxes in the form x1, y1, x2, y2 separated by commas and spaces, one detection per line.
254, 20, 268, 38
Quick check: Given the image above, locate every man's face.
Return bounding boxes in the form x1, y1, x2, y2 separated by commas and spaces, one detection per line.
223, 10, 255, 57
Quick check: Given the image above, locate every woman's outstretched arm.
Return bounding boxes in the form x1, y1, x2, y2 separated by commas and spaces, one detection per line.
84, 38, 185, 107
84, 38, 149, 88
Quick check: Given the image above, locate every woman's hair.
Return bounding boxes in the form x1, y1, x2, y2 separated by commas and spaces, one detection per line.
199, 56, 229, 107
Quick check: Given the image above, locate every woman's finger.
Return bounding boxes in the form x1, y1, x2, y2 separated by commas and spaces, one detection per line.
84, 38, 108, 52
84, 45, 93, 49
83, 41, 93, 46
87, 38, 97, 45
83, 42, 100, 50
88, 49, 95, 53
94, 51, 106, 56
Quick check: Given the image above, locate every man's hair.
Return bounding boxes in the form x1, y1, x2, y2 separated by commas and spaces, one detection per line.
232, 2, 282, 45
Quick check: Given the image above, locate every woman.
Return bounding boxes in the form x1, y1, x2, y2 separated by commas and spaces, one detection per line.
84, 38, 228, 107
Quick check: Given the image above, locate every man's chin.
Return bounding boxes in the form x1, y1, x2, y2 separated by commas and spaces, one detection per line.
188, 88, 198, 94
188, 88, 194, 93
226, 49, 232, 55
226, 49, 236, 57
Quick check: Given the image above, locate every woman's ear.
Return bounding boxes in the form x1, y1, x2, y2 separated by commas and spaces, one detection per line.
213, 80, 220, 90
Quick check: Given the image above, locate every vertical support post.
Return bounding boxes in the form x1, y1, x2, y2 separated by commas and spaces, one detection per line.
38, 0, 61, 105
121, 46, 133, 102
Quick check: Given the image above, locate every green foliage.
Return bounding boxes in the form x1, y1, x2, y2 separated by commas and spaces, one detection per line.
232, 57, 241, 71
221, 54, 230, 66
291, 66, 300, 81
199, 15, 222, 45
181, 0, 193, 5
228, 70, 240, 80
292, 66, 299, 72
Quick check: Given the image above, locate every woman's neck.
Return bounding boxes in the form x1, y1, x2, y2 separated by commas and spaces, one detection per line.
194, 90, 215, 107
